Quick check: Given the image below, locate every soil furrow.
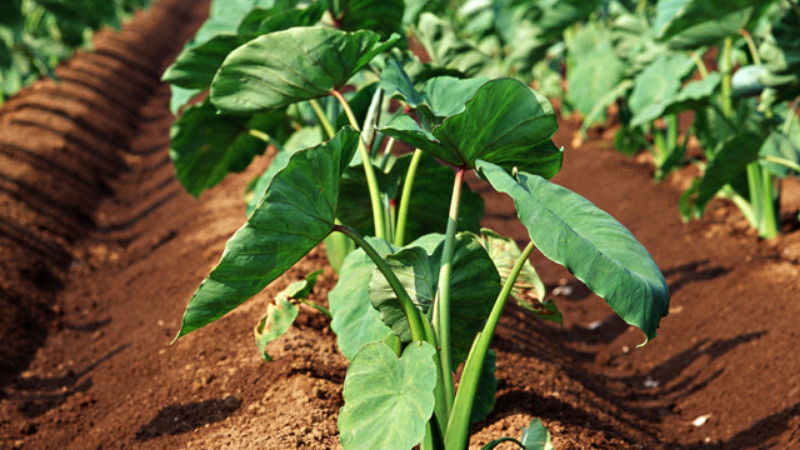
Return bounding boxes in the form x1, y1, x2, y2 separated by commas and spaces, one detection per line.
0, 0, 207, 402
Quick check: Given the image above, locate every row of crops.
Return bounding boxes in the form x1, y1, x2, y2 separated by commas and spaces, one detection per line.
0, 0, 153, 103
164, 0, 800, 240
558, 0, 800, 239
427, 0, 800, 239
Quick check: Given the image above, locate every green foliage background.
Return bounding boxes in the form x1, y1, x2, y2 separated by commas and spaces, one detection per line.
0, 0, 153, 103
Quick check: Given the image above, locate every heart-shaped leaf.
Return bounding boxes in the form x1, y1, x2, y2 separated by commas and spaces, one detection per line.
382, 78, 561, 177
246, 126, 324, 215
237, 1, 327, 35
210, 26, 399, 114
174, 128, 359, 340
164, 34, 251, 90
369, 233, 500, 365
477, 160, 669, 341
169, 99, 285, 197
339, 341, 437, 450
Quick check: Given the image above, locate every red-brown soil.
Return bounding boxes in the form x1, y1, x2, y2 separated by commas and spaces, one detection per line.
2, 2, 800, 449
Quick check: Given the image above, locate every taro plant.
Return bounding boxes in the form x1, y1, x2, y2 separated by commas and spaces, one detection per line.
166, 1, 670, 448
566, 0, 800, 237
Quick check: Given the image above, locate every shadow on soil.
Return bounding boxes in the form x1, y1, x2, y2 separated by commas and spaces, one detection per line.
662, 260, 731, 295
134, 395, 241, 441
665, 401, 800, 449
13, 344, 127, 417
494, 301, 775, 446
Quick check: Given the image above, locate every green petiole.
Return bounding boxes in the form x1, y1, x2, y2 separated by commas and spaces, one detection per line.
445, 241, 536, 449
432, 167, 465, 414
309, 98, 336, 139
394, 149, 423, 246
296, 299, 331, 318
332, 90, 388, 240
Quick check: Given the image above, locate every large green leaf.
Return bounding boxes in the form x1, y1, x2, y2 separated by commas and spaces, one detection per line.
164, 3, 327, 90
566, 23, 625, 126
334, 0, 404, 39
210, 26, 398, 114
381, 78, 561, 177
169, 99, 284, 197
164, 34, 250, 90
237, 2, 327, 35
368, 233, 500, 365
627, 53, 696, 127
246, 126, 324, 215
655, 0, 772, 49
339, 341, 437, 450
477, 160, 669, 341
174, 128, 359, 340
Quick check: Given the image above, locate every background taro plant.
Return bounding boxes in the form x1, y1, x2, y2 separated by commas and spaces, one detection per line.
563, 0, 800, 238
165, 1, 670, 448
